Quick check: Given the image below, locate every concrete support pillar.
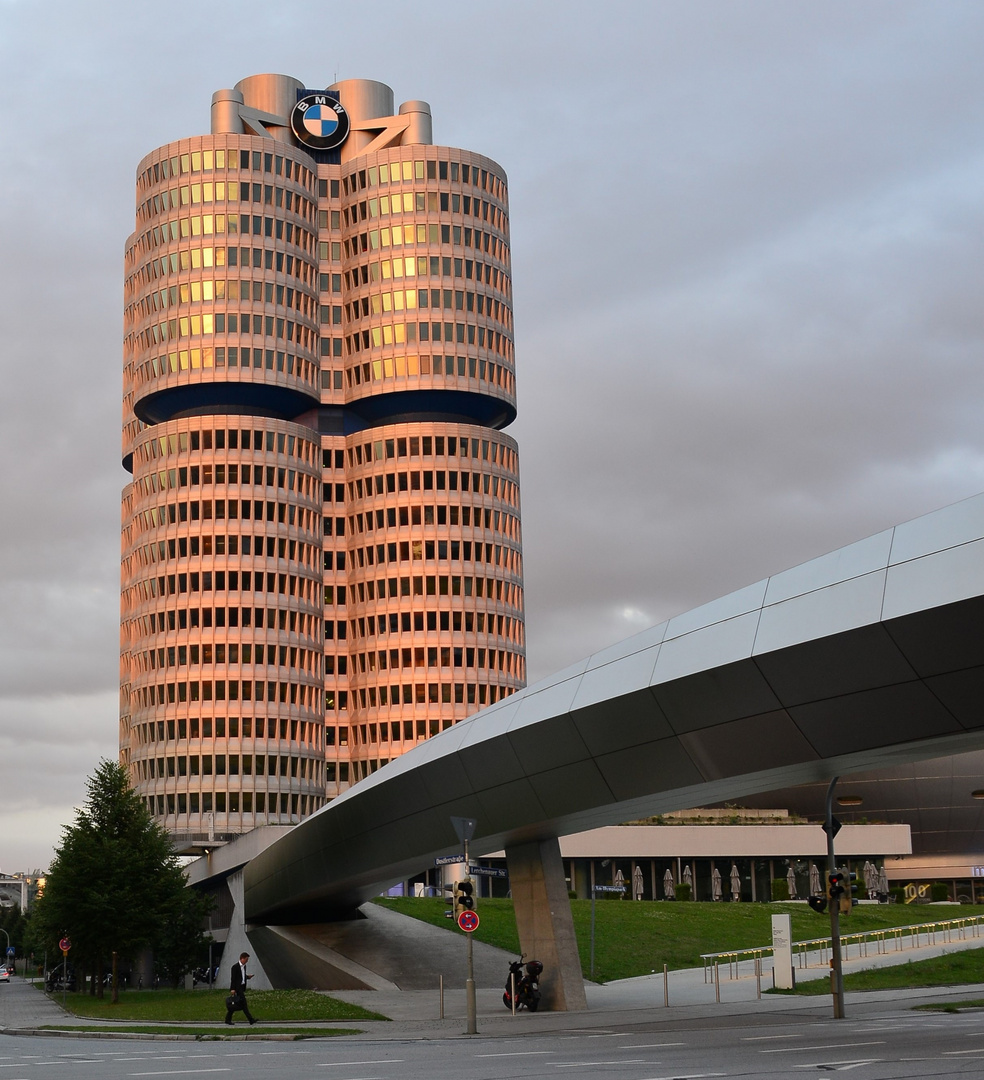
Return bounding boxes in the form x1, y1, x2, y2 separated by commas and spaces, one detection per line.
505, 837, 587, 1011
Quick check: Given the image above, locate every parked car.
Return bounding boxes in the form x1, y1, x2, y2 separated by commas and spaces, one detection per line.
0, 967, 9, 983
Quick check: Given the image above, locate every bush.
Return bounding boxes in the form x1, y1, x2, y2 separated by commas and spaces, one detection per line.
931, 882, 950, 902
889, 888, 906, 905
674, 883, 692, 902
771, 878, 790, 902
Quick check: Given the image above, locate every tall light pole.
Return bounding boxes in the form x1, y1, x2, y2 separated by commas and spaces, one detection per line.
824, 776, 846, 1019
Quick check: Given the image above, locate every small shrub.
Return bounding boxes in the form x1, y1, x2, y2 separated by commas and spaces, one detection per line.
771, 878, 790, 902
931, 882, 950, 902
674, 883, 692, 902
889, 887, 906, 905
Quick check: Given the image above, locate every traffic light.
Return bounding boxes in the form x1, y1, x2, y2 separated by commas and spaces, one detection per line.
443, 883, 456, 918
453, 879, 475, 917
807, 895, 827, 914
828, 871, 845, 901
827, 869, 857, 913
840, 871, 858, 914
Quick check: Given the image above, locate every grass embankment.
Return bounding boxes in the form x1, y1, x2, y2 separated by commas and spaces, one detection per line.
36, 986, 385, 1031
373, 896, 982, 984
777, 947, 984, 997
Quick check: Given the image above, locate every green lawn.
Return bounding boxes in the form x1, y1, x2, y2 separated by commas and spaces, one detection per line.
373, 896, 983, 984
781, 947, 984, 996
37, 986, 385, 1023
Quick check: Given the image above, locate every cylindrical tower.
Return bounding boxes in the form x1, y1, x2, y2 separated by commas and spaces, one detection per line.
121, 77, 526, 844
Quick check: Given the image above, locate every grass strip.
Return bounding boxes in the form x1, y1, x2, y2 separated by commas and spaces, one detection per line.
373, 896, 981, 983
916, 1000, 984, 1012
35, 987, 386, 1023
37, 1024, 362, 1038
772, 946, 984, 995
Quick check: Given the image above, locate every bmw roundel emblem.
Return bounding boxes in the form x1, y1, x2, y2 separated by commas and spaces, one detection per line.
290, 93, 350, 150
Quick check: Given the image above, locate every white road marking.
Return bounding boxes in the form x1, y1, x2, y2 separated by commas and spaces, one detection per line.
742, 1034, 801, 1041
475, 1051, 553, 1057
130, 1072, 231, 1078
314, 1063, 403, 1069
551, 1061, 660, 1069
619, 1043, 686, 1048
761, 1041, 885, 1053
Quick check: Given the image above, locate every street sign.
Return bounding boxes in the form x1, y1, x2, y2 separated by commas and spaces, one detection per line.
457, 910, 480, 932
434, 853, 465, 866
592, 885, 625, 894
468, 865, 508, 879
5, 947, 14, 957
58, 937, 71, 955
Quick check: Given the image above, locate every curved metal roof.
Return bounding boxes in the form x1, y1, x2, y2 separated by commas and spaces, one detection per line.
245, 492, 984, 922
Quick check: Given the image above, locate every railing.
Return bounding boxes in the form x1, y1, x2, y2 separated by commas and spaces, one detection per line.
700, 912, 984, 982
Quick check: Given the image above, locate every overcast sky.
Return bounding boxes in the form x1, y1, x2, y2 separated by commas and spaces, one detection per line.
2, 1, 983, 872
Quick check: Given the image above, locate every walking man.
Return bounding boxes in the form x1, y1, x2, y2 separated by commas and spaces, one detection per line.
224, 951, 257, 1025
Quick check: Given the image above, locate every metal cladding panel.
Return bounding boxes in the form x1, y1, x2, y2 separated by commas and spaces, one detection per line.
457, 730, 527, 789
889, 495, 984, 564
593, 737, 705, 800
507, 676, 582, 732
884, 596, 984, 676
763, 529, 893, 606
417, 752, 478, 805
883, 538, 984, 620
677, 711, 820, 781
571, 647, 660, 711
665, 579, 768, 639
506, 714, 592, 774
924, 668, 984, 729
652, 610, 760, 684
242, 492, 984, 921
569, 688, 674, 755
788, 681, 963, 758
472, 777, 548, 832
531, 760, 617, 819
585, 622, 667, 668
754, 624, 919, 706
653, 658, 782, 733
753, 570, 887, 655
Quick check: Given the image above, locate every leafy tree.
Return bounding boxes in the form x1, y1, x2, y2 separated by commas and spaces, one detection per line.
32, 759, 211, 1001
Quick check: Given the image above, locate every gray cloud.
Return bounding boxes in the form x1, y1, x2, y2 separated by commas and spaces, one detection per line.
3, 0, 984, 868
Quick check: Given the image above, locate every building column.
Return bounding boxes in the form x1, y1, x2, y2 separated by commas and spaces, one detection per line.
505, 837, 587, 1011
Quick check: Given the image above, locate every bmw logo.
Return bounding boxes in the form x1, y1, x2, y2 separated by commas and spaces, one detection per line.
290, 93, 350, 150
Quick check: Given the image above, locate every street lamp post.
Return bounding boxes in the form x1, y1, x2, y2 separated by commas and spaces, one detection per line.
825, 776, 846, 1019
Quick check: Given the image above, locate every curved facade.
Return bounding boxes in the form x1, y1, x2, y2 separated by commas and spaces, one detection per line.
120, 76, 526, 843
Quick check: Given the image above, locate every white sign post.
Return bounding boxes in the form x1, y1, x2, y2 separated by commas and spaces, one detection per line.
771, 913, 794, 990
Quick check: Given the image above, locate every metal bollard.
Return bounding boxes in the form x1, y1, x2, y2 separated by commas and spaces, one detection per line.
510, 970, 516, 1016
714, 961, 720, 1003
755, 957, 761, 1000
439, 974, 444, 1019
663, 963, 669, 1007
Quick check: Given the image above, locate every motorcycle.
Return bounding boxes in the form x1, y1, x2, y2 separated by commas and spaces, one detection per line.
503, 955, 543, 1012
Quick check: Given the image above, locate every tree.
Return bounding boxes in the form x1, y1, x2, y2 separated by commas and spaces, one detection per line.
32, 760, 211, 1002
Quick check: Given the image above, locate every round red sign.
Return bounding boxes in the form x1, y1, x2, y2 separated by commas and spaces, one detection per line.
457, 910, 480, 933
59, 937, 71, 954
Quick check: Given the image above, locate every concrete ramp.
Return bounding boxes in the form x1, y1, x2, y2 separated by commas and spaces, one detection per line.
253, 902, 516, 990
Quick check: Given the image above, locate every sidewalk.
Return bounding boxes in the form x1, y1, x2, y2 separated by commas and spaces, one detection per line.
3, 928, 983, 1042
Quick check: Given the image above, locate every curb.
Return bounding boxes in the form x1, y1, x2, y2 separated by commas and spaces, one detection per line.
0, 1026, 360, 1041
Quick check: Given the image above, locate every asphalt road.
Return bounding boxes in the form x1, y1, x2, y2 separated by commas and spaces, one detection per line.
3, 1006, 984, 1080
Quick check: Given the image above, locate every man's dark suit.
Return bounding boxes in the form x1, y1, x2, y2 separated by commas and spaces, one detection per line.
224, 960, 256, 1025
